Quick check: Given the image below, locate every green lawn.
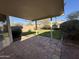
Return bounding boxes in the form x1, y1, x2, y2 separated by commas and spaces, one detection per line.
52, 30, 61, 39
22, 29, 62, 40
38, 30, 61, 40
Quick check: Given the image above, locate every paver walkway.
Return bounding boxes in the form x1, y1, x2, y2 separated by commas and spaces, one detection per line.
0, 36, 61, 59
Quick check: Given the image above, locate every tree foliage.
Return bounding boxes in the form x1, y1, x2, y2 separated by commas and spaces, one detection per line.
67, 11, 79, 20
60, 11, 79, 41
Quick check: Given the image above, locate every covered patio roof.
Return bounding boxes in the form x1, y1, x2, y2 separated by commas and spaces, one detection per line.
0, 0, 64, 20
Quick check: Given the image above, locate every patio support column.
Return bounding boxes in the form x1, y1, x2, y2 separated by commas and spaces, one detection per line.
6, 16, 13, 43
35, 20, 38, 35
50, 18, 53, 40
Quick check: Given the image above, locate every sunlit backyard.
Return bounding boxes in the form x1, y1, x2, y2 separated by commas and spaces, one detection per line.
21, 29, 61, 40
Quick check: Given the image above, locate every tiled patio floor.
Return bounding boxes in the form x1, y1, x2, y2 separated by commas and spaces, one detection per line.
0, 36, 61, 59
60, 41, 79, 59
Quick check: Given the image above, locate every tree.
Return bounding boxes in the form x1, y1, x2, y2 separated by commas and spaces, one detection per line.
67, 11, 79, 20
60, 11, 79, 44
39, 18, 50, 29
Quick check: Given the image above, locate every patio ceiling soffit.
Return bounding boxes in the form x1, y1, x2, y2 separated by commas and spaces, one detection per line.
0, 0, 64, 20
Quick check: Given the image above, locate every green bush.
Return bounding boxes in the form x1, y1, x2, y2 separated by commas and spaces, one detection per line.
27, 30, 32, 33
60, 20, 79, 41
53, 28, 61, 30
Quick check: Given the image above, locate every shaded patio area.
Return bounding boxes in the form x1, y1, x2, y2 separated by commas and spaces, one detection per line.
0, 36, 61, 59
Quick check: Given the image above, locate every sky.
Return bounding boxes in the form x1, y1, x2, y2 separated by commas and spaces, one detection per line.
57, 0, 79, 21
9, 0, 79, 25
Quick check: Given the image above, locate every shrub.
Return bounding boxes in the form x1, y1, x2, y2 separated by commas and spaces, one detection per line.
60, 20, 79, 41
27, 30, 32, 33
53, 28, 61, 30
